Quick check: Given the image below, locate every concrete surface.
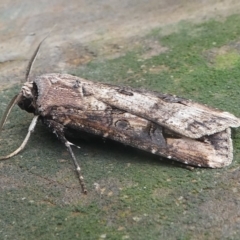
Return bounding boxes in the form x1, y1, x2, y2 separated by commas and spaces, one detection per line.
1, 0, 240, 89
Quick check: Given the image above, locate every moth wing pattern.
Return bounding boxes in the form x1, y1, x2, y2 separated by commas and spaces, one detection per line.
33, 73, 240, 168
91, 82, 240, 139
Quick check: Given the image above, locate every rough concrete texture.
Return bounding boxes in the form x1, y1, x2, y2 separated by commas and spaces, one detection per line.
1, 0, 240, 89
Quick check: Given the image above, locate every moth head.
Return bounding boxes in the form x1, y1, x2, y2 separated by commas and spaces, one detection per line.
0, 28, 57, 160
0, 82, 37, 137
17, 82, 37, 113
0, 35, 47, 135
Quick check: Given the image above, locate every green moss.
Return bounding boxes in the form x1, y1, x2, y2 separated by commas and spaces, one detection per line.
214, 51, 240, 69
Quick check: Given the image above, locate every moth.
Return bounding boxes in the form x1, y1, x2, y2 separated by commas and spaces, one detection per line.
1, 39, 240, 194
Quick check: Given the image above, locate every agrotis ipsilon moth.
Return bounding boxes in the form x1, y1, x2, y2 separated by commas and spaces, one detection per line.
1, 39, 240, 194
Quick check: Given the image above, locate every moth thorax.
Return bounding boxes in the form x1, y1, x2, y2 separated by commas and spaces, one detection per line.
21, 82, 34, 99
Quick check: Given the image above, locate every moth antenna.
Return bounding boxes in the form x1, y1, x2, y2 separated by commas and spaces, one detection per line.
25, 25, 57, 82
0, 93, 22, 134
25, 35, 48, 82
0, 115, 39, 160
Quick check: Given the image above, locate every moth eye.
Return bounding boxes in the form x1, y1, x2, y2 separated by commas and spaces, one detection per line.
115, 120, 130, 130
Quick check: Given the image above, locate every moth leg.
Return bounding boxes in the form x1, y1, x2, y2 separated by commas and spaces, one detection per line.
65, 141, 87, 194
44, 119, 87, 194
0, 115, 39, 160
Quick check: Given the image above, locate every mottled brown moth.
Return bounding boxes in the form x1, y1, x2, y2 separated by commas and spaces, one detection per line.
1, 39, 240, 194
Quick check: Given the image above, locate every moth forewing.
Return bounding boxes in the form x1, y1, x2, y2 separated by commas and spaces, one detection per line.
90, 82, 240, 138
32, 73, 240, 169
